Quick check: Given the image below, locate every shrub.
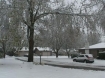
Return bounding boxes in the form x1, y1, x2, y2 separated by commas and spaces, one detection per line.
98, 53, 105, 60
0, 52, 3, 58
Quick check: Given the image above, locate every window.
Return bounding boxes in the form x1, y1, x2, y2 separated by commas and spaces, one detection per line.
85, 55, 89, 58
79, 55, 84, 57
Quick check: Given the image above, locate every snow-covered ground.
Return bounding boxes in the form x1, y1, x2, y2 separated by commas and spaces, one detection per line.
18, 56, 105, 67
37, 56, 105, 67
0, 56, 105, 78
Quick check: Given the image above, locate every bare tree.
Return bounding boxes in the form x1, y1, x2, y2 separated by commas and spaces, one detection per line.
0, 0, 9, 58
7, 0, 93, 61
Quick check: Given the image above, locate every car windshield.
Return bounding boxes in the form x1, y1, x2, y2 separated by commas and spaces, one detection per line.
86, 54, 93, 57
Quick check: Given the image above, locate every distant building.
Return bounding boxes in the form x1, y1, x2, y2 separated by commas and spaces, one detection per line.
34, 47, 52, 56
15, 47, 29, 56
15, 47, 52, 56
79, 43, 105, 58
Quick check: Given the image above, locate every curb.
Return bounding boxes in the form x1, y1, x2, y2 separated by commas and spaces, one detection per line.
44, 63, 105, 71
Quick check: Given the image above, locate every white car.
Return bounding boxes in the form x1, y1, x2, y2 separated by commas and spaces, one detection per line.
73, 54, 94, 63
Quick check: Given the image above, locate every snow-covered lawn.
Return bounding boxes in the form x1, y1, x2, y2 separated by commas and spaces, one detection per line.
0, 56, 105, 78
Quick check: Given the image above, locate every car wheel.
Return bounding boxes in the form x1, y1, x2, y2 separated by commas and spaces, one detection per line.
84, 60, 87, 63
91, 61, 94, 63
73, 59, 76, 62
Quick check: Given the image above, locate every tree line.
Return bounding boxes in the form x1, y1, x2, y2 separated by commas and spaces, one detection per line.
0, 0, 104, 62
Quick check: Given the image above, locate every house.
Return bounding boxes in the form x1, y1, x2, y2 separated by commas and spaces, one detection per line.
15, 47, 29, 56
15, 47, 52, 56
34, 47, 52, 56
79, 42, 105, 58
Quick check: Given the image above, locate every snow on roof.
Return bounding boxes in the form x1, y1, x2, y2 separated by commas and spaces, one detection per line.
80, 43, 105, 49
36, 47, 52, 51
20, 47, 52, 51
21, 47, 29, 51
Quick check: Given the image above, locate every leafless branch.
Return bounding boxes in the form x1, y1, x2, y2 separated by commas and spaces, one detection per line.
22, 17, 34, 29
33, 1, 41, 22
22, 18, 29, 26
35, 12, 92, 22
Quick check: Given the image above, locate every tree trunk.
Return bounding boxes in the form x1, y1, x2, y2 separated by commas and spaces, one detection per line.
56, 49, 59, 58
28, 28, 34, 62
2, 42, 6, 58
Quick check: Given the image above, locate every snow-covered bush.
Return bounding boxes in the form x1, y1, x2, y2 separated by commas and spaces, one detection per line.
0, 52, 3, 58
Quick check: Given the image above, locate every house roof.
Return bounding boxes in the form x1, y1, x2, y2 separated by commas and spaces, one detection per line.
20, 47, 29, 51
80, 42, 105, 49
20, 47, 52, 51
36, 47, 52, 51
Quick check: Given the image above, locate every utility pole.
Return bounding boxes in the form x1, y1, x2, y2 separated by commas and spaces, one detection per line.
40, 52, 42, 64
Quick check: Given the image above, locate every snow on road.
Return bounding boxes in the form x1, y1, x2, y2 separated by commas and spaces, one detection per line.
0, 56, 105, 78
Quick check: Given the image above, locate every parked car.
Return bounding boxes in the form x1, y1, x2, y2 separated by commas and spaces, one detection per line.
73, 54, 94, 63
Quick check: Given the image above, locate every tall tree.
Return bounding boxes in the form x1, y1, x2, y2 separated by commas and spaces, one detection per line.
0, 0, 9, 58
8, 0, 51, 61
8, 0, 92, 61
